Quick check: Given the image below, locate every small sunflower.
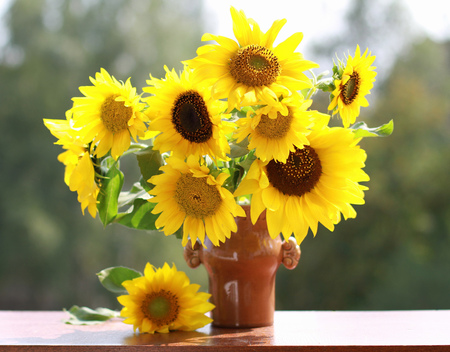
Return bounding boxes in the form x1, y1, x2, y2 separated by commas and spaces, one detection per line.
143, 66, 232, 160
68, 152, 100, 218
44, 112, 99, 217
149, 155, 245, 247
71, 68, 148, 160
328, 45, 377, 127
118, 262, 214, 334
234, 93, 329, 163
186, 7, 318, 111
235, 125, 370, 244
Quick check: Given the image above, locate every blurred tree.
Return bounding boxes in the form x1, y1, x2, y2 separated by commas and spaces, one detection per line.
0, 0, 208, 310
311, 0, 412, 76
359, 38, 450, 309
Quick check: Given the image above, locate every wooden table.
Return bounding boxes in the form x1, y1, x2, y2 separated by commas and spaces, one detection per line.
0, 310, 449, 351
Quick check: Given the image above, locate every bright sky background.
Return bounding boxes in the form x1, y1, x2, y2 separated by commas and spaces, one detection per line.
202, 0, 450, 47
0, 0, 449, 54
200, 0, 450, 76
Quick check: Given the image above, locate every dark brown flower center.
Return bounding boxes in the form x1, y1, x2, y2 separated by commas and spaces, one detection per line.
141, 289, 179, 327
100, 95, 133, 133
265, 146, 322, 196
175, 173, 222, 218
229, 45, 281, 87
255, 109, 293, 139
341, 72, 360, 105
172, 90, 212, 143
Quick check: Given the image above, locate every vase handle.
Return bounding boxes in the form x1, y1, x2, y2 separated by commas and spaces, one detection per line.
281, 238, 301, 270
183, 240, 203, 268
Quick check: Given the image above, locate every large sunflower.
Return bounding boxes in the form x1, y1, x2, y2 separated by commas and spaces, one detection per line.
71, 68, 148, 160
186, 7, 318, 111
235, 125, 370, 244
149, 155, 245, 247
328, 45, 377, 127
143, 66, 232, 160
234, 93, 329, 163
118, 262, 214, 334
44, 111, 99, 217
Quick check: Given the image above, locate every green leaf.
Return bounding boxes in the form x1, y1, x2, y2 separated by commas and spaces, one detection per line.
174, 226, 183, 240
139, 175, 152, 192
118, 181, 149, 209
232, 165, 245, 190
316, 70, 330, 81
97, 161, 124, 226
317, 78, 335, 92
238, 151, 256, 172
64, 306, 120, 325
233, 106, 255, 119
97, 266, 142, 294
351, 119, 394, 138
115, 198, 158, 230
136, 146, 164, 191
228, 137, 250, 158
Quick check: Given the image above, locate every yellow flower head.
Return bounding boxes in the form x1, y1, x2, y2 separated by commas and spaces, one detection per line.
44, 111, 99, 217
118, 262, 214, 334
149, 155, 246, 247
143, 66, 232, 160
328, 45, 377, 127
68, 152, 100, 218
235, 126, 370, 244
71, 68, 148, 160
186, 7, 318, 112
235, 93, 329, 163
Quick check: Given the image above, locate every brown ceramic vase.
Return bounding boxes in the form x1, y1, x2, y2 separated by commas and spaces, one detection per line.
184, 205, 300, 328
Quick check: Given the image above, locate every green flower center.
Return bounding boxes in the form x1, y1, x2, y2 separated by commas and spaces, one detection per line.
172, 90, 212, 143
141, 290, 179, 327
255, 110, 293, 139
229, 45, 281, 87
175, 173, 222, 218
266, 146, 322, 196
100, 95, 133, 133
342, 72, 360, 105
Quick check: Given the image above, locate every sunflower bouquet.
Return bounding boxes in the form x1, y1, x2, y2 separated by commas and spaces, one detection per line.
45, 7, 392, 333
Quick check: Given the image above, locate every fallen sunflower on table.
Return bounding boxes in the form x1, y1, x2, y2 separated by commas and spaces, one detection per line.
117, 263, 214, 334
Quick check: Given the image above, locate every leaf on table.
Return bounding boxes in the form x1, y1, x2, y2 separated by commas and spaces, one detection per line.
63, 306, 120, 325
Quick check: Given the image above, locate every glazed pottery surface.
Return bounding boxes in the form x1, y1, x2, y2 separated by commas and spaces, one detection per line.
184, 205, 300, 328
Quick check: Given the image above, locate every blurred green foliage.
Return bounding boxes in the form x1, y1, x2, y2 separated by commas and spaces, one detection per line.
0, 0, 209, 310
0, 0, 449, 311
277, 37, 450, 310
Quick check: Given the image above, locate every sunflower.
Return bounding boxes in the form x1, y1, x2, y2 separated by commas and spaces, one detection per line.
234, 125, 370, 244
71, 68, 148, 160
148, 155, 245, 247
328, 45, 377, 127
143, 66, 232, 160
68, 152, 100, 218
44, 111, 99, 217
234, 93, 329, 163
186, 7, 318, 111
118, 262, 214, 334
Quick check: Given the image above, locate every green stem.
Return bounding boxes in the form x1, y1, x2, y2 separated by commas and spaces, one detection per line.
121, 143, 149, 156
